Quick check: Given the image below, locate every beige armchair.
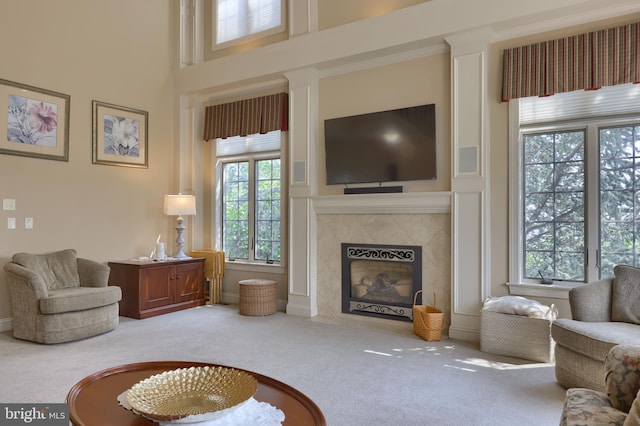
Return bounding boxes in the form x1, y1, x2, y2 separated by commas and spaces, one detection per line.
4, 249, 122, 344
552, 265, 640, 391
560, 344, 640, 425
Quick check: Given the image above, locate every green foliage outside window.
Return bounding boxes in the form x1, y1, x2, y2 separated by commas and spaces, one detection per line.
223, 161, 249, 260
599, 125, 640, 277
523, 124, 640, 281
222, 158, 281, 263
523, 131, 585, 281
255, 159, 281, 261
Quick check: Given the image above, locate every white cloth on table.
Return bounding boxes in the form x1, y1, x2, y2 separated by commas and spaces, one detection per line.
117, 391, 284, 425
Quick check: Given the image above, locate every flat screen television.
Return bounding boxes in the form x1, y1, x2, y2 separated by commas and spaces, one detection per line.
324, 104, 436, 185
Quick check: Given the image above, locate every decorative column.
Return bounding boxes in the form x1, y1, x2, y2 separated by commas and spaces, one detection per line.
179, 0, 202, 67
289, 0, 317, 37
444, 29, 492, 341
283, 67, 319, 317
175, 94, 204, 252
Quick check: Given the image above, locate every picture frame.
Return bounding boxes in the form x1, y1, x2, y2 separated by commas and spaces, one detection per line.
92, 100, 148, 168
0, 78, 70, 162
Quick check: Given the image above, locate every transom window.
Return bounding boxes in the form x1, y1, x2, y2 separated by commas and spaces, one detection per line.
213, 0, 284, 48
511, 84, 640, 284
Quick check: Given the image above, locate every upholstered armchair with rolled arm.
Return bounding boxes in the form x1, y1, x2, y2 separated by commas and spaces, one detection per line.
552, 265, 640, 392
4, 249, 122, 344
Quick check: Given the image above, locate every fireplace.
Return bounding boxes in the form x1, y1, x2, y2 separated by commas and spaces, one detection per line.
342, 243, 422, 322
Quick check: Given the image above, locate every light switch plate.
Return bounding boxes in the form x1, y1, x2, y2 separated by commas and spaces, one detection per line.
3, 199, 16, 211
7, 217, 16, 229
25, 217, 33, 229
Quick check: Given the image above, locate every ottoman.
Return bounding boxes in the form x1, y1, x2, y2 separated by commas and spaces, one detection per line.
239, 279, 277, 316
480, 296, 557, 363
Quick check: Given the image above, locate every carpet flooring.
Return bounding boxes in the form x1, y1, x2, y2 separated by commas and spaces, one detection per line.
0, 304, 566, 425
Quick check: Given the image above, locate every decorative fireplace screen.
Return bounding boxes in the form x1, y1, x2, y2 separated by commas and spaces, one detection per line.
342, 243, 422, 322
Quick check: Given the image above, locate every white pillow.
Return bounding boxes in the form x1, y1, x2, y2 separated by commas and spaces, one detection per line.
482, 296, 557, 320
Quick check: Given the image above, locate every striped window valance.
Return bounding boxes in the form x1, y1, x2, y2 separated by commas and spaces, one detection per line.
203, 92, 288, 140
502, 21, 640, 102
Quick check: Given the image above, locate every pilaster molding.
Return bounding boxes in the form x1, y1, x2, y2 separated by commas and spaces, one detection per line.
289, 0, 318, 37
284, 67, 319, 88
175, 94, 203, 251
283, 67, 319, 191
444, 27, 494, 55
447, 28, 491, 340
179, 0, 203, 67
283, 67, 319, 317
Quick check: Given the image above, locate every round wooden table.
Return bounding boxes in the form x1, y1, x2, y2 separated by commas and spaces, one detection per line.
66, 361, 325, 426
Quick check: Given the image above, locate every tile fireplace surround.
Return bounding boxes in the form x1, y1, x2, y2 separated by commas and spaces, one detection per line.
313, 192, 451, 334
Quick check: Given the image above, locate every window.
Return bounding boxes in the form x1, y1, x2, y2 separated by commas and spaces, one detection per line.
217, 131, 282, 263
523, 130, 586, 281
214, 0, 284, 48
511, 84, 640, 284
599, 125, 640, 276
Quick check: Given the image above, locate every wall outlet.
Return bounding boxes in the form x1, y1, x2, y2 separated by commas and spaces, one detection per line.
7, 217, 16, 229
3, 199, 16, 211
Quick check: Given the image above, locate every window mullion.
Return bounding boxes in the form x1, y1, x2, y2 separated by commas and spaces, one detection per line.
585, 124, 600, 281
508, 100, 525, 284
247, 158, 256, 262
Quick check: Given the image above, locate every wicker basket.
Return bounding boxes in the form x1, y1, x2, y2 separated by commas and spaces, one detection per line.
238, 279, 277, 316
480, 310, 555, 362
413, 290, 444, 341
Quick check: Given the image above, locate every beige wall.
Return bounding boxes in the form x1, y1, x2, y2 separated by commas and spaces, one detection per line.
318, 0, 428, 30
0, 0, 177, 325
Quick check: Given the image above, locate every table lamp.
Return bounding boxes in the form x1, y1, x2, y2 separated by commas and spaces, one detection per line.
163, 194, 196, 259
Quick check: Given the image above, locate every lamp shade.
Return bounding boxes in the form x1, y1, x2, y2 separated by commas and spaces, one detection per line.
164, 194, 196, 216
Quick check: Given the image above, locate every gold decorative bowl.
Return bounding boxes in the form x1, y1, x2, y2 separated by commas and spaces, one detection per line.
126, 366, 258, 422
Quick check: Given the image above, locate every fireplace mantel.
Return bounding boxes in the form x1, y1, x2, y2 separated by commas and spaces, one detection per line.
312, 191, 452, 215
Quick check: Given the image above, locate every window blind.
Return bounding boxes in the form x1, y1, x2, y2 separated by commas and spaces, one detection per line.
216, 0, 282, 46
216, 131, 281, 157
520, 83, 640, 126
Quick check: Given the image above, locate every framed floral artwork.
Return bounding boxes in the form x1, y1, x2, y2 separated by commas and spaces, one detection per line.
0, 78, 70, 161
92, 100, 148, 168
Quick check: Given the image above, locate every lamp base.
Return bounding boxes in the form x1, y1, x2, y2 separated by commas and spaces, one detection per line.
173, 216, 190, 259
173, 253, 192, 259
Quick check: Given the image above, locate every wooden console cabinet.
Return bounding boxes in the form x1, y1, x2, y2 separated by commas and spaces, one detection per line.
108, 258, 205, 319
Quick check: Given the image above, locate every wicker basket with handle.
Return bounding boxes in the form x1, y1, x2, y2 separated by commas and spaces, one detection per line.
413, 290, 444, 341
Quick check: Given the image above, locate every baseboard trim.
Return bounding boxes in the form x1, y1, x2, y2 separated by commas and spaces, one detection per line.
286, 302, 317, 317
448, 325, 480, 342
0, 317, 13, 332
222, 292, 239, 305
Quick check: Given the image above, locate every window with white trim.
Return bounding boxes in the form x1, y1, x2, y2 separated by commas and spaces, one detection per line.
217, 131, 282, 264
510, 84, 640, 284
213, 0, 284, 49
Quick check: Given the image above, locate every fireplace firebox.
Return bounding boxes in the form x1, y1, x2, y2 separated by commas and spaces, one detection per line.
342, 243, 422, 322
